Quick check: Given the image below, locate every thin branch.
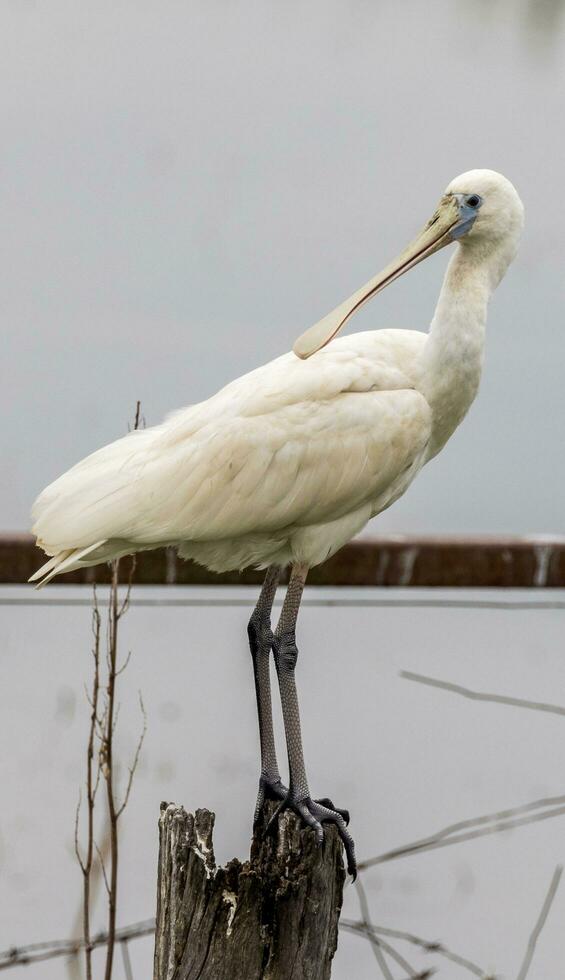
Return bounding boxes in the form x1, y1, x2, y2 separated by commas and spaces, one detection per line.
353, 879, 430, 978
358, 794, 565, 870
72, 403, 144, 980
112, 701, 122, 734
128, 400, 145, 433
516, 865, 562, 980
120, 941, 133, 980
373, 935, 428, 978
74, 791, 85, 875
117, 694, 147, 819
400, 671, 565, 718
0, 920, 155, 971
95, 842, 111, 898
117, 557, 137, 620
354, 878, 396, 980
74, 591, 102, 980
341, 924, 434, 978
116, 650, 133, 677
102, 519, 140, 979
373, 924, 490, 978
93, 753, 102, 800
341, 919, 491, 978
103, 559, 120, 980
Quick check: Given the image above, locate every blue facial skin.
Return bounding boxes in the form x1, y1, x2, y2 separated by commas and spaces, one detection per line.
451, 193, 483, 239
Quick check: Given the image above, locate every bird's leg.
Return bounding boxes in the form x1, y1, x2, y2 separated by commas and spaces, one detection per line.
271, 563, 357, 877
248, 565, 287, 824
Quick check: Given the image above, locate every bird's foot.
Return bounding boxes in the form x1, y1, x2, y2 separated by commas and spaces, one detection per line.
267, 791, 356, 878
253, 775, 288, 826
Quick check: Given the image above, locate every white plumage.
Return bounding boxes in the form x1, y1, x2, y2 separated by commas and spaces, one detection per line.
31, 169, 524, 585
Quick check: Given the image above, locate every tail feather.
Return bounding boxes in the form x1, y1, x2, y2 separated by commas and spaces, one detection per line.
28, 550, 72, 583
30, 540, 107, 589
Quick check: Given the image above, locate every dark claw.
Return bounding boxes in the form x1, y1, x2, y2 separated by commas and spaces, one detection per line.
262, 791, 357, 878
296, 800, 325, 846
315, 797, 350, 826
254, 775, 288, 828
264, 796, 287, 836
311, 800, 357, 878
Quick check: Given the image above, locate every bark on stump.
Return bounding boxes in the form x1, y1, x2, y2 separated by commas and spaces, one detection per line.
154, 801, 346, 980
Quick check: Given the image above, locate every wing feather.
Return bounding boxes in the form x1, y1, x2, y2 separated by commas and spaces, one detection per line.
32, 330, 431, 555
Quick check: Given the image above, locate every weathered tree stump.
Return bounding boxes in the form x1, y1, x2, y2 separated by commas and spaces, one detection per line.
154, 800, 346, 980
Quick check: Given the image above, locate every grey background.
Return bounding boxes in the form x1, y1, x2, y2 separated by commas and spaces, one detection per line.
2, 586, 565, 979
2, 3, 565, 979
1, 0, 564, 535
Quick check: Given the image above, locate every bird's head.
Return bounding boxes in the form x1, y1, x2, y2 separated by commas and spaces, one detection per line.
293, 168, 524, 360
444, 169, 524, 249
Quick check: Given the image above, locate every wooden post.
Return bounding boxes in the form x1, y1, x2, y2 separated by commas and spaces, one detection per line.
154, 801, 346, 980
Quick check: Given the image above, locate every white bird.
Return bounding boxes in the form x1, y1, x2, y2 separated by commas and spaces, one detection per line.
30, 169, 523, 874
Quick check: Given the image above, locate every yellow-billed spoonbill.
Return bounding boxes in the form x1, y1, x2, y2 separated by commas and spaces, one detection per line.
30, 169, 524, 875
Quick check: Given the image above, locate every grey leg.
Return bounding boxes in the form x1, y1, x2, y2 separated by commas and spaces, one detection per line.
272, 563, 357, 877
248, 565, 287, 823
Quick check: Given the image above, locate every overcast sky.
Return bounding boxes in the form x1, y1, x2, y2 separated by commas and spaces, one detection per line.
2, 0, 564, 535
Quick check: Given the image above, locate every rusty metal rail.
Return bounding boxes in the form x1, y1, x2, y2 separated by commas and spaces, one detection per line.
2, 533, 565, 588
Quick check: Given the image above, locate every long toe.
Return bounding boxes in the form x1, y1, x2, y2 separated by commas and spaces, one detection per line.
308, 800, 357, 879
314, 797, 350, 826
267, 792, 357, 878
295, 800, 325, 846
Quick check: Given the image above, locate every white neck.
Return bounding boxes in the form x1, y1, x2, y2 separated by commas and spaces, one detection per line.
420, 237, 513, 458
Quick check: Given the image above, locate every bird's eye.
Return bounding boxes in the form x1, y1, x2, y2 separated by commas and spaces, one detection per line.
465, 194, 481, 209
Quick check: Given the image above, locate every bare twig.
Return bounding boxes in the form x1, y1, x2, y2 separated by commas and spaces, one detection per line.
102, 559, 122, 979
128, 399, 145, 433
116, 649, 133, 677
95, 842, 111, 898
0, 921, 155, 971
400, 670, 565, 718
117, 557, 136, 619
120, 940, 134, 980
74, 593, 102, 980
341, 923, 434, 978
354, 878, 432, 978
117, 693, 147, 819
71, 404, 145, 980
341, 919, 491, 978
516, 865, 562, 980
97, 405, 143, 979
354, 878, 396, 980
358, 794, 565, 870
99, 407, 143, 980
374, 924, 490, 978
74, 790, 85, 874
373, 935, 427, 978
